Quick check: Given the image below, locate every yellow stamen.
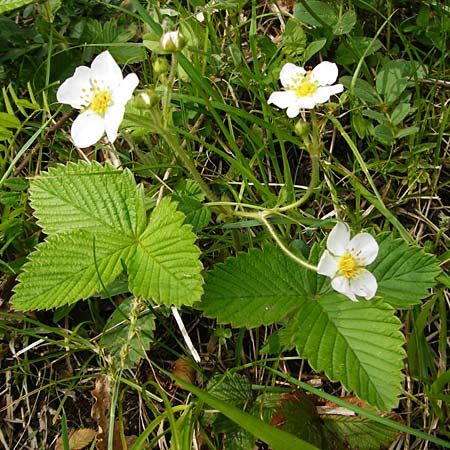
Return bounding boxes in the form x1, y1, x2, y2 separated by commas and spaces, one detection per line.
89, 89, 112, 116
338, 252, 361, 279
293, 72, 318, 97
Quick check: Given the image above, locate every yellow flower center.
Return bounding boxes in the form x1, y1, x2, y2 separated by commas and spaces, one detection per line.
338, 252, 361, 279
89, 89, 112, 116
293, 72, 318, 97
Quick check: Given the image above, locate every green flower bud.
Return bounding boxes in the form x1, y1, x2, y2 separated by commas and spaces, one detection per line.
294, 120, 311, 137
153, 57, 170, 75
129, 89, 159, 109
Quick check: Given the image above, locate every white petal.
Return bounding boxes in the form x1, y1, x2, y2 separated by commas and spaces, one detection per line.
317, 250, 339, 277
268, 91, 296, 109
114, 73, 139, 105
56, 66, 92, 109
279, 63, 306, 88
71, 111, 105, 148
91, 51, 123, 88
292, 96, 318, 109
327, 222, 350, 256
331, 276, 357, 302
286, 104, 301, 118
311, 84, 344, 104
350, 270, 378, 300
104, 105, 125, 143
311, 61, 338, 86
349, 233, 379, 265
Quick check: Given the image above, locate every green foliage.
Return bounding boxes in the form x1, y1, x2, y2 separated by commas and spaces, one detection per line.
127, 197, 203, 307
200, 233, 439, 410
200, 245, 314, 328
322, 415, 401, 450
372, 233, 441, 309
11, 162, 203, 310
101, 296, 155, 369
0, 0, 34, 14
173, 371, 320, 450
292, 296, 404, 411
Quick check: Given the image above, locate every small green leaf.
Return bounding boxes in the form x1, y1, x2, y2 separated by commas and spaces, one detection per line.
372, 124, 394, 145
322, 415, 401, 450
395, 126, 419, 139
376, 64, 408, 104
303, 38, 327, 63
292, 295, 405, 411
332, 9, 357, 35
336, 37, 382, 65
282, 18, 306, 57
371, 233, 440, 309
293, 1, 337, 28
128, 197, 203, 306
200, 245, 314, 328
0, 112, 20, 128
208, 373, 253, 407
11, 231, 135, 310
30, 161, 146, 237
0, 0, 35, 14
340, 77, 380, 106
101, 297, 155, 368
390, 102, 412, 126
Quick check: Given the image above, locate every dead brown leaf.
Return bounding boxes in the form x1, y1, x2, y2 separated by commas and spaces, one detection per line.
55, 428, 96, 450
90, 374, 135, 450
172, 357, 196, 389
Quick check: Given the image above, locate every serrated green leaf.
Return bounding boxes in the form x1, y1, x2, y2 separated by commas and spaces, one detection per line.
371, 233, 440, 309
200, 245, 316, 328
30, 161, 146, 237
128, 197, 203, 306
292, 295, 405, 411
322, 415, 401, 450
11, 231, 135, 310
208, 373, 253, 407
101, 297, 155, 369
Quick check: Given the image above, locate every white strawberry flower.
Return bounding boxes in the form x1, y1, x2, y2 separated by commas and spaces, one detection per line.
57, 50, 139, 148
317, 222, 379, 302
268, 61, 344, 117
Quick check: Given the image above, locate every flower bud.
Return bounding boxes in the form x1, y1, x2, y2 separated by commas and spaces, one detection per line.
160, 30, 185, 52
134, 90, 159, 109
153, 57, 170, 75
294, 120, 310, 137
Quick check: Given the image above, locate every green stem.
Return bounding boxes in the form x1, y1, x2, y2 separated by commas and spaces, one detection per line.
162, 53, 179, 128
259, 211, 317, 272
272, 152, 320, 213
270, 111, 322, 214
157, 123, 221, 204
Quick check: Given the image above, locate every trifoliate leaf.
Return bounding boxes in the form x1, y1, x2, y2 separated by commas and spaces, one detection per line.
371, 233, 440, 309
291, 295, 405, 411
29, 161, 146, 237
128, 197, 203, 306
11, 231, 135, 310
101, 297, 155, 369
200, 245, 316, 328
